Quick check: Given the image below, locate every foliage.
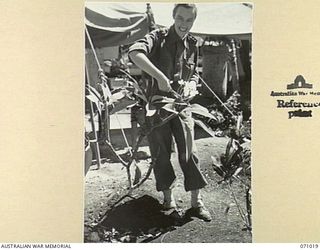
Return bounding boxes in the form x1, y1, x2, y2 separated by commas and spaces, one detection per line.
212, 139, 251, 182
104, 58, 128, 77
197, 91, 245, 137
211, 135, 251, 231
86, 70, 252, 236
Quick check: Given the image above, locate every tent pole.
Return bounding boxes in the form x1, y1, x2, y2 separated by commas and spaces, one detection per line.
85, 26, 111, 143
89, 95, 102, 170
105, 102, 110, 142
85, 63, 101, 170
231, 39, 240, 81
146, 3, 156, 31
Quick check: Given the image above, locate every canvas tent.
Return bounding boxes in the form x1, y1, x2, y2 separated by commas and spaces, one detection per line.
85, 3, 252, 47
151, 3, 252, 37
85, 3, 150, 48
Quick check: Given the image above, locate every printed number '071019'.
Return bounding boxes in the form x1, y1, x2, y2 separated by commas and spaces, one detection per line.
300, 244, 319, 248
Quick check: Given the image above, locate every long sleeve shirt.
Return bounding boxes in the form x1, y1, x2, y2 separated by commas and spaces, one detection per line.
129, 25, 199, 98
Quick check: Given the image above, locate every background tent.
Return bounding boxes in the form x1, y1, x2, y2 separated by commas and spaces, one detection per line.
85, 3, 150, 47
152, 3, 252, 38
85, 3, 252, 48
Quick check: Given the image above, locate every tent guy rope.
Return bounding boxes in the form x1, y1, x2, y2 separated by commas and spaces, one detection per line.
85, 25, 102, 72
195, 73, 237, 118
85, 25, 132, 154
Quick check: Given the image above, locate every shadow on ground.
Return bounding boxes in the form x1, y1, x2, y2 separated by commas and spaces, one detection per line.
87, 195, 192, 242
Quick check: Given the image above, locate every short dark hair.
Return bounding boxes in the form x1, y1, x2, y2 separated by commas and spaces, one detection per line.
173, 4, 197, 19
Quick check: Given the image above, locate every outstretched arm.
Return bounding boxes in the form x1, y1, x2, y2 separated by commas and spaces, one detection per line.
128, 51, 172, 92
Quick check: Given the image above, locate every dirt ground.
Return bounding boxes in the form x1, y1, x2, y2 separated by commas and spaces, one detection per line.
84, 128, 252, 243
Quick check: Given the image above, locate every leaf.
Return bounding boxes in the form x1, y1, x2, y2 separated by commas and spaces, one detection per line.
152, 113, 176, 130
225, 139, 242, 166
211, 156, 225, 177
100, 82, 112, 101
185, 104, 219, 121
88, 85, 102, 101
127, 79, 147, 101
150, 95, 175, 103
152, 100, 176, 105
233, 167, 243, 177
193, 118, 216, 137
135, 93, 147, 102
189, 103, 209, 110
161, 103, 178, 114
86, 86, 101, 103
213, 166, 225, 177
236, 113, 243, 131
110, 90, 126, 101
85, 93, 103, 117
85, 93, 101, 105
109, 98, 137, 115
145, 103, 157, 116
225, 139, 233, 159
176, 116, 193, 162
211, 156, 221, 168
86, 86, 105, 118
133, 166, 142, 185
150, 95, 164, 102
185, 125, 193, 162
109, 89, 137, 114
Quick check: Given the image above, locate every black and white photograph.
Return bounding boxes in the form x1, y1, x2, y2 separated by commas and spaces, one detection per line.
84, 2, 252, 243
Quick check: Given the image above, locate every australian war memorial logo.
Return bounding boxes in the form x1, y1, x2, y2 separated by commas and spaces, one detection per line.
270, 75, 320, 119
286, 75, 313, 89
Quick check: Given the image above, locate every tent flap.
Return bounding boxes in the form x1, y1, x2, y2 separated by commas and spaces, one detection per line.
85, 4, 149, 47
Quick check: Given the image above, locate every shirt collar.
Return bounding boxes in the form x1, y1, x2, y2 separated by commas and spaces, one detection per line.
168, 25, 184, 44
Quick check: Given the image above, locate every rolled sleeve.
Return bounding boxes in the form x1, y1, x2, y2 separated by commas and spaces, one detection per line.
128, 29, 162, 56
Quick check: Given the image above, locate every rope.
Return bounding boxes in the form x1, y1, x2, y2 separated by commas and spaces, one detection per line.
195, 73, 236, 118
85, 25, 102, 71
85, 25, 131, 151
